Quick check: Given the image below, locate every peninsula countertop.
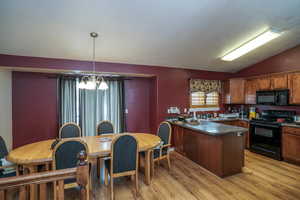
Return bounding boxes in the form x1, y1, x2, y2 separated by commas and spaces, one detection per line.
168, 120, 248, 136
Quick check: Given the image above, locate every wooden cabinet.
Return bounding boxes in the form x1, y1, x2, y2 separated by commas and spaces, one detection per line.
282, 126, 300, 165
256, 77, 271, 91
172, 125, 184, 155
288, 72, 300, 104
222, 80, 231, 104
270, 74, 288, 89
245, 79, 257, 104
171, 124, 244, 177
226, 79, 245, 104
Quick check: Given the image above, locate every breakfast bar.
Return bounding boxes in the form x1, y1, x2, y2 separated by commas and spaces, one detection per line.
169, 120, 247, 177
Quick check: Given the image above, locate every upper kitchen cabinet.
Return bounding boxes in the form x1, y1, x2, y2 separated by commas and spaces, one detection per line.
245, 79, 257, 104
222, 80, 230, 104
256, 76, 271, 91
288, 72, 300, 104
270, 74, 288, 90
225, 78, 245, 104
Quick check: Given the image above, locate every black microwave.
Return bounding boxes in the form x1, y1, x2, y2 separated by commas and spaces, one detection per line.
256, 90, 289, 106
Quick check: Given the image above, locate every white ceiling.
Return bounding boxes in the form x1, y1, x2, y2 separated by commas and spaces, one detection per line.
1, 0, 300, 72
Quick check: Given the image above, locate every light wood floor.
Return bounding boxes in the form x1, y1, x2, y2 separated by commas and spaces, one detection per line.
64, 150, 300, 200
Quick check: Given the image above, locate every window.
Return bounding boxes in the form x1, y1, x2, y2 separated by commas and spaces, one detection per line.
190, 91, 219, 108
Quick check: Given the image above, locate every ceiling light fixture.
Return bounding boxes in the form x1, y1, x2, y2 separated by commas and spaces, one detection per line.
78, 32, 109, 90
221, 29, 282, 61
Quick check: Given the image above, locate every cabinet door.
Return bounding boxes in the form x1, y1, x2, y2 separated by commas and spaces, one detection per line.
256, 77, 271, 91
245, 79, 257, 104
270, 74, 288, 89
183, 130, 199, 163
222, 80, 230, 104
282, 133, 300, 164
288, 73, 300, 104
173, 126, 184, 155
229, 79, 245, 104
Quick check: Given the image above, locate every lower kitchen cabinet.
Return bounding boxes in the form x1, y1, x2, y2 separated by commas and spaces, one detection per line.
171, 123, 244, 177
282, 127, 300, 165
172, 124, 185, 155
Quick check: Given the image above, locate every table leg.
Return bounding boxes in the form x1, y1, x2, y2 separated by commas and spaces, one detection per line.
144, 150, 151, 185
27, 165, 38, 200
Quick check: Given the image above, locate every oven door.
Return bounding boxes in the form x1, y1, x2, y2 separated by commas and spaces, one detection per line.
256, 91, 277, 105
249, 122, 282, 160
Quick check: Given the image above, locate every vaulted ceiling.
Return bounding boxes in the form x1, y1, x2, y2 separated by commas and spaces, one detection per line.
1, 0, 300, 72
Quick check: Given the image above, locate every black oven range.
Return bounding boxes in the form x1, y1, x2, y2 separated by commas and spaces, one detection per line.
249, 110, 295, 160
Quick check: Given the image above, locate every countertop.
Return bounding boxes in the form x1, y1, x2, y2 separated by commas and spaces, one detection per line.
168, 120, 248, 136
203, 117, 250, 122
282, 123, 300, 128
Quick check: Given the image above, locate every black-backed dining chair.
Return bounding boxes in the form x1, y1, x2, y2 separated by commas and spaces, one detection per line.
0, 136, 17, 179
104, 134, 139, 200
96, 120, 115, 178
140, 121, 172, 174
153, 121, 172, 169
59, 122, 82, 138
96, 120, 114, 135
52, 139, 89, 198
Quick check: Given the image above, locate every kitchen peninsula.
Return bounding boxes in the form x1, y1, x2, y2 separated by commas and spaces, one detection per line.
169, 120, 247, 177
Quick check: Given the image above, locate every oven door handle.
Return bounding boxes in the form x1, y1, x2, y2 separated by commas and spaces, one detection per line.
250, 122, 280, 128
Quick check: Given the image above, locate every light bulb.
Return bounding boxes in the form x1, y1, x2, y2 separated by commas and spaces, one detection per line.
78, 81, 87, 89
98, 78, 108, 90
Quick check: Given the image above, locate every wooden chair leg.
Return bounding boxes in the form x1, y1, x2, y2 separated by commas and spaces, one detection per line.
104, 167, 108, 186
135, 172, 139, 195
97, 158, 101, 178
53, 181, 57, 200
110, 177, 114, 200
167, 154, 171, 170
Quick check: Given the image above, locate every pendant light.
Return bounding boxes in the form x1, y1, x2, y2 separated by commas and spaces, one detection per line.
78, 32, 108, 90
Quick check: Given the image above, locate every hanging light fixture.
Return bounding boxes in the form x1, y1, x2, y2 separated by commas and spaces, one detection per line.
78, 32, 109, 90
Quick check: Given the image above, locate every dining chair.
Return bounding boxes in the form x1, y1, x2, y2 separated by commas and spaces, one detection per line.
52, 139, 89, 198
0, 136, 17, 179
59, 122, 82, 138
140, 121, 172, 174
104, 134, 139, 200
96, 120, 114, 135
96, 120, 114, 178
154, 121, 172, 169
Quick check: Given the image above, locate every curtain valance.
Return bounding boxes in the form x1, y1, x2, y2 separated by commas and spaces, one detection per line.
190, 79, 221, 93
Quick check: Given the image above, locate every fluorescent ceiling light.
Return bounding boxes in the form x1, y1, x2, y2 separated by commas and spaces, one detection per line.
222, 29, 282, 61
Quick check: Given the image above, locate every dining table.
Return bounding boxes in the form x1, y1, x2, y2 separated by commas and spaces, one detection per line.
7, 133, 161, 200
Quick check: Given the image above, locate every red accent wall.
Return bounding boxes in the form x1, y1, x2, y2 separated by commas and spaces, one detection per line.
2, 54, 231, 147
12, 72, 58, 148
6, 44, 300, 147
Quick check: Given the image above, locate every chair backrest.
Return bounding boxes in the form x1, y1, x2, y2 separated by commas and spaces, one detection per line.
59, 123, 82, 138
0, 136, 8, 159
97, 121, 114, 135
157, 121, 172, 145
52, 139, 88, 170
111, 135, 138, 174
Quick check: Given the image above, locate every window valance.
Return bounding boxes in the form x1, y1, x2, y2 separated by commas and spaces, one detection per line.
190, 79, 221, 94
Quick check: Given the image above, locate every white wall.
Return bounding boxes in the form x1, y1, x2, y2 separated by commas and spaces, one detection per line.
0, 70, 12, 150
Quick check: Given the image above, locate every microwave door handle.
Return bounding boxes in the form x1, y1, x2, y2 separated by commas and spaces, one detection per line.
275, 93, 280, 105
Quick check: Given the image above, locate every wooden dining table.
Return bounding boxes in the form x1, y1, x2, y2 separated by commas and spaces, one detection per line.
7, 133, 161, 200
